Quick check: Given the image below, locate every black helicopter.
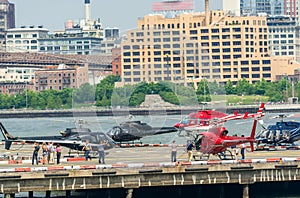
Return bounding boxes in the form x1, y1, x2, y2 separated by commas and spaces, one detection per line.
107, 120, 178, 142
0, 122, 116, 152
256, 114, 300, 146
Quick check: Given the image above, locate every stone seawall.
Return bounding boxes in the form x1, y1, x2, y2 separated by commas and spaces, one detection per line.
0, 104, 298, 118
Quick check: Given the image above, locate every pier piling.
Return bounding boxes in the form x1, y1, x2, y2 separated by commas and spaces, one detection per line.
243, 184, 249, 198
126, 189, 134, 198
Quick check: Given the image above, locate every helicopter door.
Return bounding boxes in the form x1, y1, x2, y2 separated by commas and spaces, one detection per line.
282, 130, 290, 140
275, 130, 281, 141
268, 130, 275, 142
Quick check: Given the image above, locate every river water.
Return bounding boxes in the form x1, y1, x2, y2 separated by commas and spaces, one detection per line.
2, 112, 300, 198
1, 112, 287, 142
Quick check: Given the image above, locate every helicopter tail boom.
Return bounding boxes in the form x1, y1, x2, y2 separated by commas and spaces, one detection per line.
249, 119, 258, 151
0, 122, 15, 150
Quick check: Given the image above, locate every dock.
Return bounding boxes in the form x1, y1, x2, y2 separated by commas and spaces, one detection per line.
1, 145, 300, 197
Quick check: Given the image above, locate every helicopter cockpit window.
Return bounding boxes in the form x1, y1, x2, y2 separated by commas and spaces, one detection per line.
189, 115, 197, 125
181, 116, 190, 124
83, 135, 97, 144
260, 130, 268, 138
282, 130, 290, 140
97, 134, 107, 142
113, 127, 122, 135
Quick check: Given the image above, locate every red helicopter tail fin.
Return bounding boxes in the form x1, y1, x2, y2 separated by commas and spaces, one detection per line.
257, 103, 265, 117
234, 110, 238, 116
249, 119, 258, 152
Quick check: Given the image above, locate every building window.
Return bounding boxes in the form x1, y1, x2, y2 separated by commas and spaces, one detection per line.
241, 61, 249, 65
233, 41, 241, 45
241, 74, 249, 78
201, 29, 208, 33
123, 45, 130, 50
212, 42, 220, 46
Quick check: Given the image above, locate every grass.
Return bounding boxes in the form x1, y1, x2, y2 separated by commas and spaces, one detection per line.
210, 95, 269, 105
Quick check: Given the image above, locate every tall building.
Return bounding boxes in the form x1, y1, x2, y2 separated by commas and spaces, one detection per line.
38, 26, 102, 55
38, 0, 104, 55
100, 27, 120, 54
8, 0, 104, 55
34, 64, 89, 91
120, 10, 273, 86
284, 0, 297, 17
240, 0, 284, 16
267, 16, 296, 58
0, 0, 15, 45
119, 8, 300, 87
105, 27, 119, 39
6, 26, 49, 52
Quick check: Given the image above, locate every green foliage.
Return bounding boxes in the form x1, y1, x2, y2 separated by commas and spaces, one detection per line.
196, 80, 211, 103
235, 79, 253, 95
129, 92, 145, 106
160, 91, 179, 105
2, 76, 300, 110
225, 80, 235, 95
95, 75, 120, 101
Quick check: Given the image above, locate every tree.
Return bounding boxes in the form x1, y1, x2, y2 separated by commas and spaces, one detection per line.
196, 80, 211, 102
129, 92, 145, 106
235, 79, 253, 95
73, 83, 95, 104
254, 78, 267, 95
95, 75, 120, 103
225, 80, 235, 95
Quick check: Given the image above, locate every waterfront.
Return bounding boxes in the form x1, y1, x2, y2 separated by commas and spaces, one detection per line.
2, 103, 300, 119
1, 112, 300, 197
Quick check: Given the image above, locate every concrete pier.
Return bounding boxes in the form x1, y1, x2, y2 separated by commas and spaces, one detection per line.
0, 160, 299, 197
0, 145, 300, 197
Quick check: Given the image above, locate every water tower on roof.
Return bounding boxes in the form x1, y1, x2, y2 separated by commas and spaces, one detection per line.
84, 0, 91, 21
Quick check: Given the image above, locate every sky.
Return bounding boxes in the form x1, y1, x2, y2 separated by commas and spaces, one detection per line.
10, 0, 212, 33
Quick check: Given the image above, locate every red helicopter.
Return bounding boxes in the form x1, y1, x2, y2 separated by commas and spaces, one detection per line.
174, 103, 265, 132
194, 118, 258, 160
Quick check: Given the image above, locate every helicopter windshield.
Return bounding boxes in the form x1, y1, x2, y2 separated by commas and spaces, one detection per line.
97, 134, 109, 142
180, 116, 191, 124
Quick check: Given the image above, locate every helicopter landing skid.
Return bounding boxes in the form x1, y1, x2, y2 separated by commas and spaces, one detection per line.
217, 149, 234, 160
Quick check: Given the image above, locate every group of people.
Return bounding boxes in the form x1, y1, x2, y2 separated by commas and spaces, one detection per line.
82, 140, 108, 164
32, 142, 61, 165
32, 139, 109, 165
170, 140, 194, 163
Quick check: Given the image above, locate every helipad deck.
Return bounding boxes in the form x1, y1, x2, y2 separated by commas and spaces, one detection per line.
0, 145, 300, 197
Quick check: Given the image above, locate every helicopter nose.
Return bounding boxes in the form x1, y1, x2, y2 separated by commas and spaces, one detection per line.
174, 123, 181, 128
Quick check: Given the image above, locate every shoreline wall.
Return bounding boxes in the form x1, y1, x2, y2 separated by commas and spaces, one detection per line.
0, 104, 298, 118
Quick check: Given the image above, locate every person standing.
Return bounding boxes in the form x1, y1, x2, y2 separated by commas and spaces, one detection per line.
240, 136, 246, 160
186, 140, 194, 162
97, 140, 108, 164
32, 142, 40, 165
41, 142, 48, 165
47, 142, 54, 164
170, 140, 178, 162
82, 140, 92, 161
56, 144, 61, 165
